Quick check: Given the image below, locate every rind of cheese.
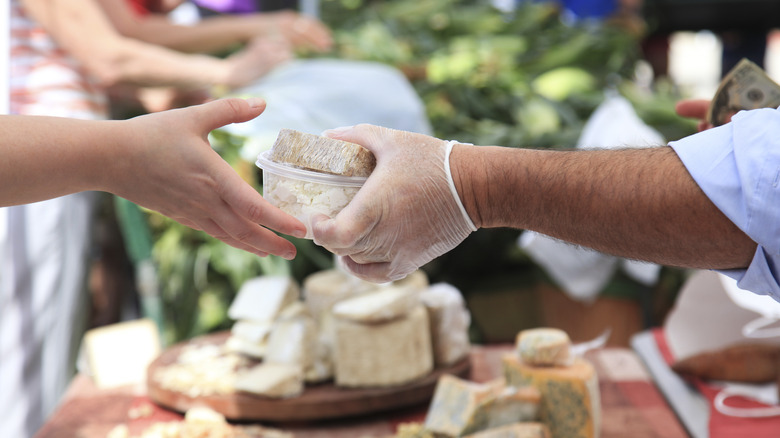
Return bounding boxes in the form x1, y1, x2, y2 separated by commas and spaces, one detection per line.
270, 128, 376, 177
424, 375, 540, 437
502, 354, 600, 438
233, 363, 304, 398
228, 276, 300, 322
334, 305, 433, 387
332, 285, 419, 323
515, 328, 572, 367
420, 283, 471, 366
303, 269, 377, 321
463, 422, 552, 438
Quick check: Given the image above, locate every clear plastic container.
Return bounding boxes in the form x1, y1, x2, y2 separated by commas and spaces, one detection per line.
256, 151, 367, 239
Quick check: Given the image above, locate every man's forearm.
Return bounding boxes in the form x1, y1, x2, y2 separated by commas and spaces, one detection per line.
451, 144, 756, 270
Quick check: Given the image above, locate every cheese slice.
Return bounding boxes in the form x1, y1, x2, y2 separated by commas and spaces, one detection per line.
332, 285, 419, 323
228, 276, 300, 322
231, 320, 273, 344
303, 268, 377, 321
502, 354, 600, 438
463, 422, 551, 438
233, 363, 304, 398
270, 128, 376, 177
420, 283, 471, 366
515, 328, 572, 367
264, 314, 317, 370
224, 335, 267, 360
424, 376, 540, 437
334, 304, 433, 387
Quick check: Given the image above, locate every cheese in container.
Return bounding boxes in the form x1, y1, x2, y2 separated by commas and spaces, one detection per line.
256, 129, 376, 239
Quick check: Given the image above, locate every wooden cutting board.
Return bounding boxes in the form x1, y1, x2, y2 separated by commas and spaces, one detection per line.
146, 331, 471, 422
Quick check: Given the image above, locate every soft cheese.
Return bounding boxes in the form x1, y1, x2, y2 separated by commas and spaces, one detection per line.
228, 276, 300, 322
420, 283, 471, 366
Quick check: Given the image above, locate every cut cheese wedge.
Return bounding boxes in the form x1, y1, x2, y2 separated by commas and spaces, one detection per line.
228, 276, 300, 322
503, 354, 600, 438
233, 363, 304, 398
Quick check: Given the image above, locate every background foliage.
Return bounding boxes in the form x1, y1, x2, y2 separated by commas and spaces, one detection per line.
148, 0, 696, 345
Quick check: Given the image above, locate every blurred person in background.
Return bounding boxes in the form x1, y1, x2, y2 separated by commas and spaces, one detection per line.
98, 0, 332, 113
3, 1, 303, 436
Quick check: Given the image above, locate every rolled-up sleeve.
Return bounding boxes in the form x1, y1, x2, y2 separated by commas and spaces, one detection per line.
670, 107, 780, 301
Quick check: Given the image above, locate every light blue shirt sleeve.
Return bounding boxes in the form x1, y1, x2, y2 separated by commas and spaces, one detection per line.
669, 107, 780, 301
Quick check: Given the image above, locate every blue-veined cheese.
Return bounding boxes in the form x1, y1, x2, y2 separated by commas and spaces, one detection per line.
502, 355, 600, 438
463, 422, 551, 438
515, 328, 572, 367
424, 375, 540, 437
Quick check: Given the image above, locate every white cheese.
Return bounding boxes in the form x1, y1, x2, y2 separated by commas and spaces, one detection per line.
303, 268, 378, 321
224, 335, 267, 360
227, 276, 300, 322
420, 283, 472, 366
233, 363, 304, 398
332, 285, 419, 323
230, 320, 273, 344
265, 314, 317, 370
333, 304, 433, 387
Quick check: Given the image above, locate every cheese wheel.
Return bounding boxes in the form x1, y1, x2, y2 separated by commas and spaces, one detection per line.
515, 328, 572, 367
502, 354, 600, 438
333, 305, 433, 387
303, 269, 377, 321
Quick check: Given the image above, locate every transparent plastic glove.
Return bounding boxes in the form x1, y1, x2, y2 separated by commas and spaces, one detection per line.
311, 124, 477, 283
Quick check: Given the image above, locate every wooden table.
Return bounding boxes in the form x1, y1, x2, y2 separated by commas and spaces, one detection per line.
35, 346, 689, 438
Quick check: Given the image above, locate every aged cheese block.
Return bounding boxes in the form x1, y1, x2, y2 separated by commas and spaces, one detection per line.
233, 363, 304, 398
463, 422, 551, 438
503, 355, 600, 438
228, 276, 300, 322
270, 128, 376, 177
424, 375, 540, 437
515, 328, 572, 367
334, 305, 433, 387
420, 283, 471, 366
303, 269, 377, 321
231, 320, 272, 344
332, 285, 419, 323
